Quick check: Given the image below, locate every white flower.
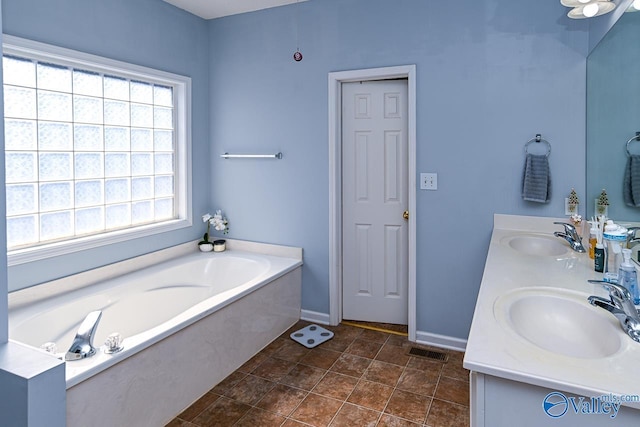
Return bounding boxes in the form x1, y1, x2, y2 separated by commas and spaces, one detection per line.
202, 213, 212, 223
209, 209, 228, 234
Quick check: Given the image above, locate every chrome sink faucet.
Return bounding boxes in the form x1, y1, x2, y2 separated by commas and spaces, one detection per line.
553, 222, 586, 253
627, 227, 640, 251
65, 310, 103, 361
588, 280, 640, 343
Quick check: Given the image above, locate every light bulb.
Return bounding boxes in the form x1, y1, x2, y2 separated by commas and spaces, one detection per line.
634, 0, 640, 11
583, 3, 599, 17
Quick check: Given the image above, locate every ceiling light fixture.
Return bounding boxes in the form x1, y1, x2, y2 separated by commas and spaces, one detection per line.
561, 0, 616, 19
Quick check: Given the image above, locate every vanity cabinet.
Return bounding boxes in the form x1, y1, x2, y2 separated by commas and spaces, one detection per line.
470, 372, 640, 427
465, 215, 640, 427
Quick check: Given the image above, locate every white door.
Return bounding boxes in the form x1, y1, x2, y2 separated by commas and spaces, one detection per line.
342, 79, 408, 325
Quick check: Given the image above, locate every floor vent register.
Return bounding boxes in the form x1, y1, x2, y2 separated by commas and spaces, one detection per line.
407, 347, 449, 362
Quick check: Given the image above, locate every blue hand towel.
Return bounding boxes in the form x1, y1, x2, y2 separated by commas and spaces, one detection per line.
522, 154, 551, 203
623, 155, 640, 207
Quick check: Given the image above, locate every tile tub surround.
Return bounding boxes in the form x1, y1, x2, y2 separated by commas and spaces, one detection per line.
167, 321, 470, 427
464, 214, 640, 409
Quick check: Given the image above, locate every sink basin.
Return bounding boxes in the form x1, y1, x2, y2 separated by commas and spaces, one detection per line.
494, 288, 623, 358
502, 235, 570, 256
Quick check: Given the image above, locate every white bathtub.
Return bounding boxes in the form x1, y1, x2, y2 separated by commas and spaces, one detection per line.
8, 239, 302, 427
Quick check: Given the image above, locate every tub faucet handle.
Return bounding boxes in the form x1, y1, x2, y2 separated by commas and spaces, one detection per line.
65, 310, 102, 361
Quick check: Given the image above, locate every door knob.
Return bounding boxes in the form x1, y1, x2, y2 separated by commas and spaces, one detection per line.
403, 210, 409, 220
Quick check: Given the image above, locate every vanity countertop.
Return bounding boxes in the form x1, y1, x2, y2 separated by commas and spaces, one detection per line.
464, 214, 640, 409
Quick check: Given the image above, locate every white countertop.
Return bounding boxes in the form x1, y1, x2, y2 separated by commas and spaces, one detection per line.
463, 214, 640, 409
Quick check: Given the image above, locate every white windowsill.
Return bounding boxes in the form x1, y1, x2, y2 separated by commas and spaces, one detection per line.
7, 218, 191, 266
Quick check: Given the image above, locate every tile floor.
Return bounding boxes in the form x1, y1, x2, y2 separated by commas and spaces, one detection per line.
166, 321, 470, 427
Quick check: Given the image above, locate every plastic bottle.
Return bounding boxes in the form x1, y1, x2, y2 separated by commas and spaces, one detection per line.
618, 248, 640, 305
603, 220, 627, 282
589, 224, 597, 260
595, 243, 605, 273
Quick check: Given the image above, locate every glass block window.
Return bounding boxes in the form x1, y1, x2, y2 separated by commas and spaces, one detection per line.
3, 36, 191, 263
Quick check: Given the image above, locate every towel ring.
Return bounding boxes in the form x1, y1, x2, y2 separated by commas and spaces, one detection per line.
524, 134, 551, 158
625, 132, 640, 156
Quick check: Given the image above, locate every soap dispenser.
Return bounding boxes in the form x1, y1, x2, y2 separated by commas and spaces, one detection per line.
619, 249, 640, 305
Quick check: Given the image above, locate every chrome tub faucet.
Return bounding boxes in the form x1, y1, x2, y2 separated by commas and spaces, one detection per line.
65, 310, 103, 361
588, 280, 640, 343
553, 222, 586, 253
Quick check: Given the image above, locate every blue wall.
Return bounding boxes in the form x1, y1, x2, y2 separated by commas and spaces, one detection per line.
209, 0, 590, 339
0, 0, 605, 341
2, 0, 210, 290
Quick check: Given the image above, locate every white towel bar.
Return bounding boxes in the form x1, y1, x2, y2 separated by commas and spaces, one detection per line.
220, 152, 283, 159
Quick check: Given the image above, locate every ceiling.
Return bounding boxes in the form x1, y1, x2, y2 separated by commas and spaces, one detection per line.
162, 0, 306, 19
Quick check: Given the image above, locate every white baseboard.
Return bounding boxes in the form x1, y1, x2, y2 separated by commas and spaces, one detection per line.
300, 309, 331, 325
415, 330, 467, 352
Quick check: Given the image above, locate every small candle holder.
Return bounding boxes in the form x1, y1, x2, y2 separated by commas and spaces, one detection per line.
213, 239, 226, 252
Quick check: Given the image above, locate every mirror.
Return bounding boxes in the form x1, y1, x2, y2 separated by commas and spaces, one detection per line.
587, 10, 640, 221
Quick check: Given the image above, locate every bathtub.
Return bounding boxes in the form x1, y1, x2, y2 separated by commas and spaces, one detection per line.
8, 239, 302, 427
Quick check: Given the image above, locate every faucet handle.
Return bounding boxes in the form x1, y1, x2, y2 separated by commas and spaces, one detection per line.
588, 280, 632, 301
588, 279, 639, 321
554, 221, 578, 236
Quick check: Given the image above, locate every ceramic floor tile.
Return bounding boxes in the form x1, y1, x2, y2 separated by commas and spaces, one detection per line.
176, 391, 220, 422
281, 419, 309, 427
290, 393, 343, 427
252, 357, 297, 382
299, 347, 342, 370
375, 343, 411, 367
358, 328, 392, 343
384, 389, 431, 424
165, 418, 198, 427
441, 351, 469, 382
396, 367, 439, 397
362, 360, 404, 387
168, 323, 471, 427
191, 396, 251, 426
386, 334, 410, 347
405, 356, 445, 373
234, 407, 287, 427
327, 323, 364, 340
330, 353, 372, 378
329, 403, 380, 427
260, 338, 288, 356
211, 371, 246, 394
434, 376, 469, 406
425, 399, 470, 427
255, 384, 308, 416
272, 339, 311, 363
279, 363, 326, 391
347, 379, 394, 412
237, 352, 268, 374
312, 371, 359, 401
376, 414, 422, 426
223, 374, 276, 405
346, 338, 383, 359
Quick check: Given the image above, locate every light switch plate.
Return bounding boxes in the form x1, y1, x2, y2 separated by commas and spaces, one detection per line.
420, 173, 437, 190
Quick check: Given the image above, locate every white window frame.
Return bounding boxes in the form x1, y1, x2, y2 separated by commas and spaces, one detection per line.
3, 35, 192, 266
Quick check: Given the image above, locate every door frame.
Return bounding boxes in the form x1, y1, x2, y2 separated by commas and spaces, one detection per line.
328, 65, 417, 341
